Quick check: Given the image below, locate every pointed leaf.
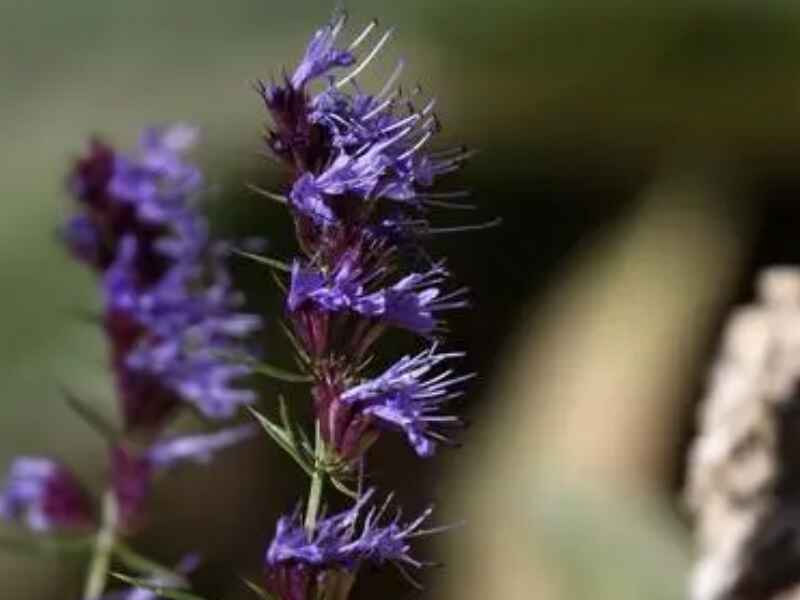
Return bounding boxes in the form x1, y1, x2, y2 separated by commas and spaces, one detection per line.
252, 363, 312, 384
111, 573, 209, 600
247, 407, 313, 477
270, 270, 288, 294
113, 541, 186, 585
241, 577, 277, 600
61, 387, 119, 442
279, 321, 310, 364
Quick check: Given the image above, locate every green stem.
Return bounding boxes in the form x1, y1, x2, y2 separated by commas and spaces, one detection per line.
83, 490, 118, 600
304, 422, 325, 533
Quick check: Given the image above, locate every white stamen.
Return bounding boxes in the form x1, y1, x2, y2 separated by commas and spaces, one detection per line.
336, 28, 394, 89
398, 131, 432, 160
246, 183, 288, 204
348, 19, 378, 51
331, 12, 348, 39
377, 59, 406, 99
421, 116, 438, 132
363, 96, 396, 120
421, 98, 437, 116
380, 113, 421, 134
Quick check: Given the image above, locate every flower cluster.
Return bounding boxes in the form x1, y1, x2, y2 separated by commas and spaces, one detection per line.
259, 15, 472, 463
65, 126, 261, 426
0, 458, 93, 532
0, 12, 478, 600
0, 126, 261, 599
264, 489, 434, 600
256, 14, 477, 599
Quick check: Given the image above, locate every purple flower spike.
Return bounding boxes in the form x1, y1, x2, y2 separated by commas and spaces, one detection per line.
342, 347, 471, 457
264, 489, 437, 600
291, 17, 355, 89
0, 458, 93, 532
67, 128, 261, 429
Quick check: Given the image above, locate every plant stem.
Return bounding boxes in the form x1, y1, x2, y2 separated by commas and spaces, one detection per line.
83, 490, 118, 600
304, 422, 325, 533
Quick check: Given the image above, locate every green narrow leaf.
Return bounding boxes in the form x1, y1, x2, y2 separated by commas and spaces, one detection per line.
233, 249, 291, 273
113, 541, 186, 586
252, 363, 313, 384
270, 269, 288, 294
61, 387, 120, 442
111, 573, 210, 600
277, 396, 296, 447
279, 321, 310, 365
297, 425, 315, 458
241, 577, 278, 600
247, 407, 314, 477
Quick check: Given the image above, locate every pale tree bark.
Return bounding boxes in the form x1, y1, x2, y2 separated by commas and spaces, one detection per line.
687, 268, 800, 600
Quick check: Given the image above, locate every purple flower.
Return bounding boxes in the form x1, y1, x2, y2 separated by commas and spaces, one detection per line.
308, 87, 459, 206
109, 125, 203, 226
287, 257, 464, 337
290, 18, 355, 90
375, 264, 468, 336
264, 489, 436, 600
261, 16, 473, 232
287, 252, 378, 314
107, 239, 261, 418
287, 138, 401, 224
0, 458, 93, 532
67, 127, 261, 428
62, 215, 104, 266
341, 347, 471, 457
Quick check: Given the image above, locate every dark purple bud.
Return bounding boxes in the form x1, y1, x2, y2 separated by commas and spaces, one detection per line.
0, 458, 93, 532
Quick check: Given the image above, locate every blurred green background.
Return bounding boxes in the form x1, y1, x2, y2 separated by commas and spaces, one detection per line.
4, 0, 800, 598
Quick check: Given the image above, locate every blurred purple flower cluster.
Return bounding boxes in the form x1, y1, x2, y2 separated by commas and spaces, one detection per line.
0, 128, 258, 560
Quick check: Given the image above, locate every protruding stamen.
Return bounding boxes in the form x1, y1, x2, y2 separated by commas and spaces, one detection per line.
331, 11, 348, 39
362, 95, 397, 120
423, 199, 478, 210
348, 19, 379, 51
246, 183, 288, 205
379, 112, 421, 135
427, 218, 504, 235
397, 131, 432, 161
421, 190, 472, 199
377, 59, 406, 100
337, 28, 394, 89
